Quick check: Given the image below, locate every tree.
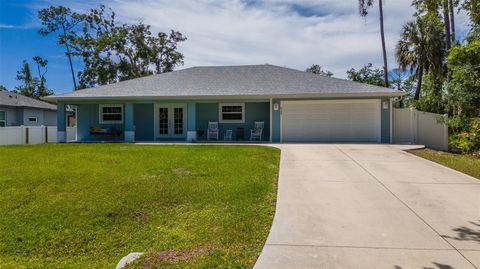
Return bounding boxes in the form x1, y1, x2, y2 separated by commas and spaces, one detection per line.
462, 0, 480, 33
447, 33, 480, 118
14, 57, 52, 99
346, 63, 385, 87
15, 61, 36, 98
38, 6, 82, 90
305, 64, 334, 76
391, 68, 409, 91
443, 0, 452, 50
449, 0, 458, 44
358, 0, 389, 87
33, 56, 53, 97
70, 5, 187, 88
395, 15, 446, 100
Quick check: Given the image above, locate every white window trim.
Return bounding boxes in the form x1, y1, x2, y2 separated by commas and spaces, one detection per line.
99, 104, 123, 124
219, 103, 245, 123
0, 111, 6, 127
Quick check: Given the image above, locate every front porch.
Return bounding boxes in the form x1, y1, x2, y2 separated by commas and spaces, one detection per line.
56, 101, 271, 143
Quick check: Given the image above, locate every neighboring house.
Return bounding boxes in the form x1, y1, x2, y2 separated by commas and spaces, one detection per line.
45, 64, 405, 143
0, 90, 57, 127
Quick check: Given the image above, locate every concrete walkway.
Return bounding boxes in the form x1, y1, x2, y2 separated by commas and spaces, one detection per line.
254, 144, 480, 269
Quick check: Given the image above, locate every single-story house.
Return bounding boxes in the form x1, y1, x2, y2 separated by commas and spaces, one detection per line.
0, 90, 57, 127
45, 64, 405, 143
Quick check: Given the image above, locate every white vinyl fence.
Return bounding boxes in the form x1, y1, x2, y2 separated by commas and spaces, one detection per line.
0, 126, 76, 145
393, 108, 448, 151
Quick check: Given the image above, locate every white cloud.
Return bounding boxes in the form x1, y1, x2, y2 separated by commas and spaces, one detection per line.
0, 24, 16, 28
50, 0, 469, 78
0, 23, 36, 29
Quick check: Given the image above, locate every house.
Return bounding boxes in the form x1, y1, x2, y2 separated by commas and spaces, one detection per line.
0, 90, 57, 127
45, 64, 405, 143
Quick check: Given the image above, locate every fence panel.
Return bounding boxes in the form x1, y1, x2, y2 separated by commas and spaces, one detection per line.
393, 108, 448, 151
393, 108, 415, 144
417, 111, 448, 151
27, 127, 45, 144
0, 126, 76, 145
47, 127, 58, 143
0, 127, 24, 145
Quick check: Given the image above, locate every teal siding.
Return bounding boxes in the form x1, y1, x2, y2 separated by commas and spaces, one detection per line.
134, 103, 154, 141
272, 99, 281, 142
73, 98, 391, 143
187, 102, 196, 132
196, 102, 270, 141
380, 98, 391, 143
57, 102, 66, 132
125, 103, 134, 132
77, 104, 124, 141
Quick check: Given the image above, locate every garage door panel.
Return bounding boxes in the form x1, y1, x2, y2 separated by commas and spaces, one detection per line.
281, 100, 381, 142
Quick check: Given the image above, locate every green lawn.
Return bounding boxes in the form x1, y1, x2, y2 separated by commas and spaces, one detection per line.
0, 144, 280, 269
408, 149, 480, 179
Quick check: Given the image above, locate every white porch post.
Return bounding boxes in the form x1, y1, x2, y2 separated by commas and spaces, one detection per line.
187, 102, 196, 142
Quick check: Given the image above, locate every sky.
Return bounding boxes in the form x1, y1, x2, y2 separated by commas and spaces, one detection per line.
0, 0, 470, 94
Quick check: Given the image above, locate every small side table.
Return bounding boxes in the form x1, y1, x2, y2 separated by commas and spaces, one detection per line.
236, 127, 244, 141
197, 130, 205, 139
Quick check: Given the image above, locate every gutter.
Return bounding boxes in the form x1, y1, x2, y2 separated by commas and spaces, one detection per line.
43, 91, 406, 103
0, 104, 57, 111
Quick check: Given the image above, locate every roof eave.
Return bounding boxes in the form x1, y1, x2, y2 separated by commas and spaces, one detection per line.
0, 103, 57, 111
44, 91, 406, 103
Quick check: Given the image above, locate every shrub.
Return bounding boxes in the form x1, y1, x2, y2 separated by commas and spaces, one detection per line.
449, 118, 480, 153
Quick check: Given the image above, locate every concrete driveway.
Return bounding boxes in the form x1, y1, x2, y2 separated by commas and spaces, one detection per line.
255, 144, 480, 269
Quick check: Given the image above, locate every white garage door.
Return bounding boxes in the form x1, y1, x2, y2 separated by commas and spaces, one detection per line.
281, 99, 381, 142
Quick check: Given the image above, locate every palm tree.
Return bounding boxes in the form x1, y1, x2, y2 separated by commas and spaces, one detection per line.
442, 0, 452, 50
358, 0, 389, 87
395, 18, 445, 100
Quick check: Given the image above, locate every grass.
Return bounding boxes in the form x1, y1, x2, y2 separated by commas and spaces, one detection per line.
408, 148, 480, 179
0, 144, 280, 268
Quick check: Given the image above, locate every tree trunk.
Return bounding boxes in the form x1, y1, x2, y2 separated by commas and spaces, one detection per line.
379, 0, 389, 88
62, 25, 77, 91
449, 0, 456, 45
443, 0, 452, 50
414, 65, 424, 100
36, 63, 41, 79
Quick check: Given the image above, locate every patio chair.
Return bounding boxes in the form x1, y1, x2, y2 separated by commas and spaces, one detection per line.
250, 121, 264, 141
207, 121, 219, 140
224, 129, 233, 141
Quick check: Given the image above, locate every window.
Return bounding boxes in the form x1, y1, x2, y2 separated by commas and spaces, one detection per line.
99, 104, 123, 124
219, 103, 245, 123
28, 117, 37, 123
0, 111, 5, 127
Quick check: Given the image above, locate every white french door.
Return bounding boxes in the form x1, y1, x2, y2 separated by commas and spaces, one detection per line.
155, 104, 187, 139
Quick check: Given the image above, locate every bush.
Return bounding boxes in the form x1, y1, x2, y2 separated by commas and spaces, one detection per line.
449, 118, 480, 153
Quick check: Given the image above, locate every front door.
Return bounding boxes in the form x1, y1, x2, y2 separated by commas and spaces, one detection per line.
156, 104, 187, 139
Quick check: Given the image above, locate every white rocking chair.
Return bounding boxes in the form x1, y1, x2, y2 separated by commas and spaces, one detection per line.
207, 121, 219, 140
250, 121, 264, 141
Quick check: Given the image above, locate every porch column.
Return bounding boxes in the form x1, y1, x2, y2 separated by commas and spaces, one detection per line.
57, 102, 66, 142
124, 103, 135, 142
187, 102, 196, 142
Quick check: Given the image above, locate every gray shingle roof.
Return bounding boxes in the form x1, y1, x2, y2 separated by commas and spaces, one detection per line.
46, 64, 404, 101
0, 90, 56, 110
